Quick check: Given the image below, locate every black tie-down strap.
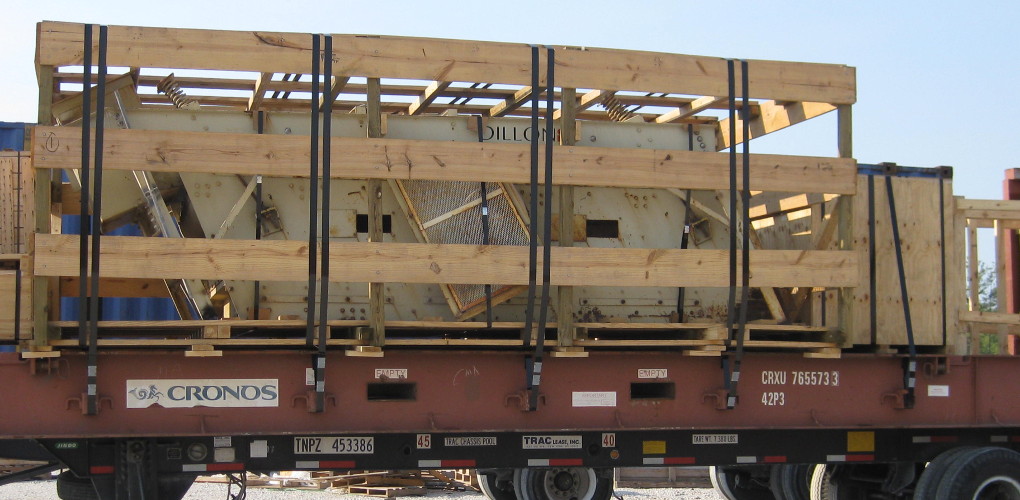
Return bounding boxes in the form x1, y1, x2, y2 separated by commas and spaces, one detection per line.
475, 115, 494, 328
882, 163, 917, 409
722, 59, 751, 409
77, 24, 109, 416
523, 46, 555, 411
304, 34, 334, 413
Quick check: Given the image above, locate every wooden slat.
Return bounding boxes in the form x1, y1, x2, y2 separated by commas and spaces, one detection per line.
716, 101, 837, 150
246, 72, 274, 112
34, 234, 858, 288
655, 96, 725, 124
408, 81, 450, 115
958, 199, 1020, 220
489, 86, 534, 117
37, 22, 856, 104
32, 126, 857, 195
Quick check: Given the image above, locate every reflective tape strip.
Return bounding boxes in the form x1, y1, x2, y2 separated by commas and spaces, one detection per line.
87, 366, 97, 377
1012, 436, 1020, 443
827, 455, 846, 462
89, 465, 114, 475
913, 436, 957, 444
183, 463, 244, 472
991, 436, 1008, 443
87, 384, 97, 396
846, 454, 875, 462
527, 458, 583, 467
297, 460, 356, 469
763, 456, 787, 463
419, 459, 477, 468
736, 456, 756, 464
643, 457, 696, 465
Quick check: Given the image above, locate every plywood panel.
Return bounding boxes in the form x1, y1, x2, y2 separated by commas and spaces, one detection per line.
0, 267, 32, 341
850, 175, 951, 346
0, 153, 32, 254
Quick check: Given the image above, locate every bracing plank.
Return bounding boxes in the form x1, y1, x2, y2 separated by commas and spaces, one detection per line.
37, 22, 856, 104
32, 126, 857, 194
408, 81, 451, 116
716, 101, 837, 150
35, 234, 857, 288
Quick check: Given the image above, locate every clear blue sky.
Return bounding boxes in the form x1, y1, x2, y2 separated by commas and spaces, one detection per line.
1, 0, 1017, 250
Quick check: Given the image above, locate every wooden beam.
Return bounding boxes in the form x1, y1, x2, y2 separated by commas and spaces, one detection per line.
50, 72, 137, 124
489, 86, 534, 117
552, 89, 606, 120
655, 96, 725, 124
33, 126, 858, 195
35, 234, 858, 288
408, 81, 450, 115
557, 88, 577, 347
322, 76, 350, 111
716, 101, 837, 150
958, 199, 1020, 220
37, 22, 856, 104
366, 77, 385, 346
246, 72, 274, 112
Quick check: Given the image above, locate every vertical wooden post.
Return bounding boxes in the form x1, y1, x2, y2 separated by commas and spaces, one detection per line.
968, 220, 979, 312
556, 88, 577, 347
366, 78, 385, 346
32, 65, 56, 347
836, 104, 854, 345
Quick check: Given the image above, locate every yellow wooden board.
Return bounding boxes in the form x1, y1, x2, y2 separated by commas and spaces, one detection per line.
34, 234, 858, 289
32, 127, 858, 195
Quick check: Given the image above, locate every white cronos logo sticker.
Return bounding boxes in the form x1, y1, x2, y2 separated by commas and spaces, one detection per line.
126, 379, 279, 408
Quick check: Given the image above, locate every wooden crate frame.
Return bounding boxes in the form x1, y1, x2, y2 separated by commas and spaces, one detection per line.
26, 21, 863, 354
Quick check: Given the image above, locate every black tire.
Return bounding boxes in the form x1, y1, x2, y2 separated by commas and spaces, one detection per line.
478, 471, 518, 500
770, 464, 810, 500
934, 447, 1020, 500
710, 466, 776, 500
55, 471, 99, 500
513, 467, 613, 500
809, 464, 869, 500
912, 446, 976, 499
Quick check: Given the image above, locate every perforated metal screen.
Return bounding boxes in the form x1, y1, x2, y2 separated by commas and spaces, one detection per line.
397, 179, 529, 316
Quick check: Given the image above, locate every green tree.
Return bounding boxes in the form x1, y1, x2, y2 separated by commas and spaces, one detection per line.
974, 261, 999, 354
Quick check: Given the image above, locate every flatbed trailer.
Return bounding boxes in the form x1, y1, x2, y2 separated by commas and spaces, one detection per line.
1, 21, 1019, 500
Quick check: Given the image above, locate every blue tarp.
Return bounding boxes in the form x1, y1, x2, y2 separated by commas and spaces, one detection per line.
59, 217, 181, 321
0, 122, 27, 151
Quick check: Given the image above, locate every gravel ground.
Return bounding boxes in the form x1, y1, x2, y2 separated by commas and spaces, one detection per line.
0, 479, 724, 500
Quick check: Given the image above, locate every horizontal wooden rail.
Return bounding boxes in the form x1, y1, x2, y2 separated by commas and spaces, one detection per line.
37, 21, 855, 104
35, 234, 857, 288
32, 127, 857, 194
958, 199, 1020, 221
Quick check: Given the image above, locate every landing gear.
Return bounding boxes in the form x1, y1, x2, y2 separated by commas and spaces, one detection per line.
55, 471, 98, 500
512, 467, 613, 500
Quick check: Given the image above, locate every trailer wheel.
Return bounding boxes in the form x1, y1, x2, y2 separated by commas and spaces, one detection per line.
913, 446, 976, 499
770, 464, 810, 500
55, 471, 98, 500
934, 447, 1020, 500
808, 464, 869, 500
709, 466, 775, 500
513, 467, 613, 500
478, 470, 517, 500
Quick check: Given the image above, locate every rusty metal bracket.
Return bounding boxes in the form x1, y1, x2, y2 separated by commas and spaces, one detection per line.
66, 394, 112, 415
292, 391, 336, 413
504, 390, 546, 411
702, 389, 730, 411
881, 389, 909, 410
923, 356, 950, 378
